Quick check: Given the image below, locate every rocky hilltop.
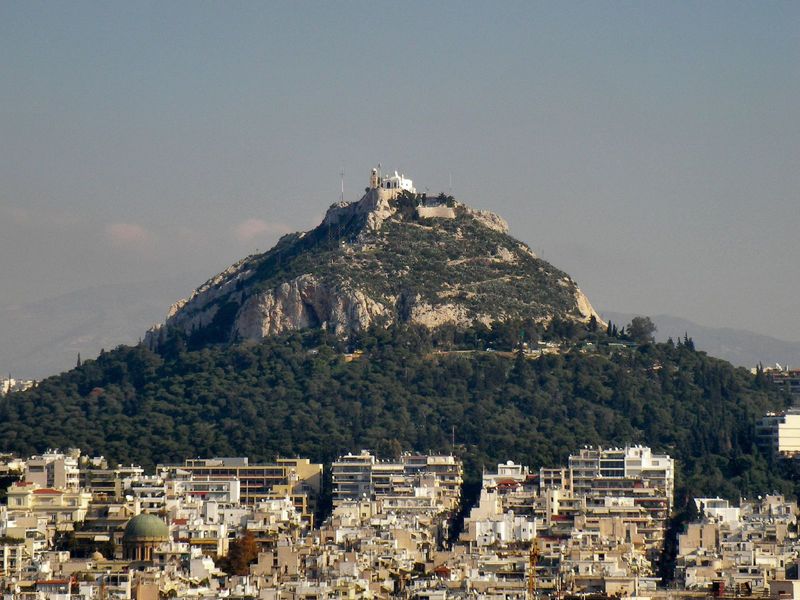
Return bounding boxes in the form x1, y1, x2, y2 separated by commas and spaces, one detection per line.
146, 180, 601, 347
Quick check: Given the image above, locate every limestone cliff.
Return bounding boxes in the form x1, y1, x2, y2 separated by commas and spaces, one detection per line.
146, 189, 602, 347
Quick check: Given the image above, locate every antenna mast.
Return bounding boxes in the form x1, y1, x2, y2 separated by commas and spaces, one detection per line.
340, 168, 345, 202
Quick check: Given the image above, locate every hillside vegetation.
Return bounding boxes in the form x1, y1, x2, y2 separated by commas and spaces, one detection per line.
0, 321, 793, 504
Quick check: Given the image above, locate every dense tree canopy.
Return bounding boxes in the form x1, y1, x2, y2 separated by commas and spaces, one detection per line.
0, 321, 793, 505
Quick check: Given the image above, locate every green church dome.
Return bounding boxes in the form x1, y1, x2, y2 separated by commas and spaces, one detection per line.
123, 513, 169, 541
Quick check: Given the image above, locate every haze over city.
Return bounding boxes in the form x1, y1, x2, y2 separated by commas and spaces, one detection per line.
2, 1, 799, 356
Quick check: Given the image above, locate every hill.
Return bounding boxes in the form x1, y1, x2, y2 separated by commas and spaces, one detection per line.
145, 186, 600, 349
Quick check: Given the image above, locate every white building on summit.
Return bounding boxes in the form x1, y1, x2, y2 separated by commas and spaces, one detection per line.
369, 166, 416, 201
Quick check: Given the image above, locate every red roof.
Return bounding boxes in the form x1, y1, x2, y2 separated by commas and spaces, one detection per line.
172, 518, 188, 525
496, 478, 519, 486
33, 488, 62, 495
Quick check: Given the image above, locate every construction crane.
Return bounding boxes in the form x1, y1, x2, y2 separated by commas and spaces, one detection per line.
528, 541, 540, 599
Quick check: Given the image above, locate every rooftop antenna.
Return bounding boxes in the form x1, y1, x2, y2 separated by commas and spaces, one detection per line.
449, 172, 453, 195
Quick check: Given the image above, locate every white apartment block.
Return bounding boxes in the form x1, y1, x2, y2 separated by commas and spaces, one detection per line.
757, 411, 800, 457
175, 476, 241, 504
24, 450, 81, 491
482, 460, 530, 489
331, 451, 462, 510
124, 475, 168, 513
569, 445, 674, 511
331, 451, 375, 505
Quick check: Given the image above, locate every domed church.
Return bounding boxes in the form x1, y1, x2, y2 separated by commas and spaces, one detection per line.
122, 513, 169, 561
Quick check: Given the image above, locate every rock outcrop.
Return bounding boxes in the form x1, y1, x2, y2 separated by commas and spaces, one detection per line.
234, 275, 388, 338
462, 206, 509, 234
323, 188, 396, 232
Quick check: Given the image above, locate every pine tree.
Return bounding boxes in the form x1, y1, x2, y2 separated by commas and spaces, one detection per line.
683, 332, 695, 351
754, 362, 768, 389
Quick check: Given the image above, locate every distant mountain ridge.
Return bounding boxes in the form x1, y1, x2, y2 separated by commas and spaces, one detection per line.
146, 185, 601, 348
602, 311, 800, 369
0, 276, 202, 379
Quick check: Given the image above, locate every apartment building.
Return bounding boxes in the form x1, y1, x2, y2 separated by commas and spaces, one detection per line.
158, 457, 322, 523
331, 451, 375, 505
79, 456, 144, 500
676, 495, 800, 593
5, 481, 92, 530
24, 450, 80, 491
331, 451, 463, 509
757, 411, 800, 457
569, 445, 674, 511
765, 367, 800, 398
0, 540, 25, 580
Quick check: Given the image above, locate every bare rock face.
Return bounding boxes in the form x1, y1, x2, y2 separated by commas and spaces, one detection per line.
323, 189, 396, 232
145, 257, 255, 346
234, 275, 388, 339
409, 301, 471, 329
461, 206, 509, 234
574, 287, 604, 325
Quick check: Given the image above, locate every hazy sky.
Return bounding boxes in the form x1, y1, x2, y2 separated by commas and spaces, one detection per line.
2, 2, 799, 341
